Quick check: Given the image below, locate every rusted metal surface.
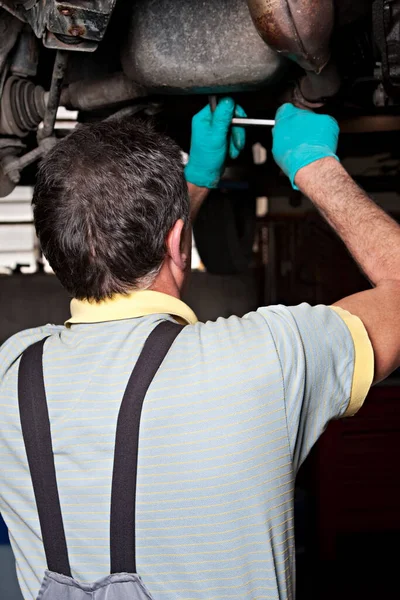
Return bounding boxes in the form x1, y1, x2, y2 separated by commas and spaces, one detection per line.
3, 145, 43, 178
40, 50, 68, 139
0, 137, 56, 196
44, 30, 97, 52
0, 138, 25, 197
0, 0, 117, 51
30, 0, 117, 44
0, 1, 26, 22
0, 9, 23, 75
11, 24, 39, 77
246, 0, 335, 73
294, 60, 341, 107
122, 0, 285, 94
60, 72, 146, 111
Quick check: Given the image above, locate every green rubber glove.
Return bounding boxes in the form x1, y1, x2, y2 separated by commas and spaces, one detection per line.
272, 103, 340, 190
184, 97, 247, 189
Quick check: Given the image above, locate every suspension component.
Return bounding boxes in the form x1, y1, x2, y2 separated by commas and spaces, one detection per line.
0, 76, 46, 137
39, 50, 68, 139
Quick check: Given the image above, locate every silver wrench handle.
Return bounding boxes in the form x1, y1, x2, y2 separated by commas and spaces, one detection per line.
231, 117, 275, 127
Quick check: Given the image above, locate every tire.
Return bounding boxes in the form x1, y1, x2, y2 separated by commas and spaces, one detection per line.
193, 188, 256, 275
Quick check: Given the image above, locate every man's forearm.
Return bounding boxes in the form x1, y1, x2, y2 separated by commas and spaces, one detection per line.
295, 158, 400, 286
187, 182, 209, 223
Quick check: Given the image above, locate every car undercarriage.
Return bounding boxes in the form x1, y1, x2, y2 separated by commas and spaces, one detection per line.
0, 0, 399, 274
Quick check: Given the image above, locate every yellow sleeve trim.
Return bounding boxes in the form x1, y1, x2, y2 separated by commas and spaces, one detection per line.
330, 306, 374, 417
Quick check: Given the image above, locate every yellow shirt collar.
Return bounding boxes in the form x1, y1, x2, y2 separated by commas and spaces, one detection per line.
66, 290, 198, 327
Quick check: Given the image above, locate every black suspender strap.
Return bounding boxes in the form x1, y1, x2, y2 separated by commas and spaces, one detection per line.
17, 320, 183, 578
110, 320, 183, 574
18, 337, 72, 577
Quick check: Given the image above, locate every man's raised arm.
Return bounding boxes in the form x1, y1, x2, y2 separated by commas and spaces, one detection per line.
184, 97, 247, 223
272, 104, 400, 384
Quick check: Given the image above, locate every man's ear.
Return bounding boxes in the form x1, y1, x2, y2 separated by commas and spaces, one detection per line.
166, 219, 187, 271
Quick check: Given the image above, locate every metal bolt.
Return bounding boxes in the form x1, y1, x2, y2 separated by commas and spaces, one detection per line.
59, 6, 72, 16
69, 26, 82, 37
1, 156, 20, 183
8, 169, 20, 184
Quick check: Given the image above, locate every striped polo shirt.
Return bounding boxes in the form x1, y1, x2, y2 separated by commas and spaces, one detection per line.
0, 291, 374, 600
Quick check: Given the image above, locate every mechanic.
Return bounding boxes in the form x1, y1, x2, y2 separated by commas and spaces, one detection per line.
0, 98, 399, 600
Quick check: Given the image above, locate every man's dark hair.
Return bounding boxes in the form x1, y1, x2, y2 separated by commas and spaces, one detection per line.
33, 117, 189, 301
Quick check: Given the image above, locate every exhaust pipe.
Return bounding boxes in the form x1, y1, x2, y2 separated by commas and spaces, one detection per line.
246, 0, 340, 106
60, 73, 146, 112
246, 0, 334, 73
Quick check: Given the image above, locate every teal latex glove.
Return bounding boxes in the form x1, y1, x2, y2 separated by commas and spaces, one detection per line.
272, 103, 340, 190
184, 97, 247, 189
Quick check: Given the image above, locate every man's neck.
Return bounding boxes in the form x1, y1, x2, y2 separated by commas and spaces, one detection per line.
148, 262, 183, 300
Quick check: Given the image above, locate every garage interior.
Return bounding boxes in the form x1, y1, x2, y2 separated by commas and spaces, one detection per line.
1, 126, 400, 599
1, 0, 400, 599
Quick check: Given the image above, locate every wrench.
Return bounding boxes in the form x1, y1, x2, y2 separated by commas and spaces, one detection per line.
208, 95, 275, 127
231, 117, 275, 127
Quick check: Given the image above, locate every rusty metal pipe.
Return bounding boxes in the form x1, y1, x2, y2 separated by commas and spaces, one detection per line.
246, 0, 335, 73
60, 73, 146, 112
294, 60, 341, 107
40, 50, 68, 139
